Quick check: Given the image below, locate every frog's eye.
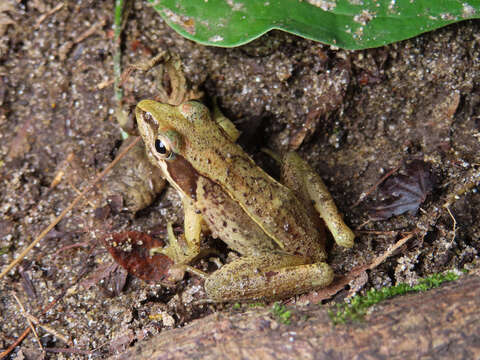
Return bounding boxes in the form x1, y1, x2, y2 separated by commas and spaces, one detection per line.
153, 129, 183, 160
155, 139, 167, 155
153, 137, 175, 160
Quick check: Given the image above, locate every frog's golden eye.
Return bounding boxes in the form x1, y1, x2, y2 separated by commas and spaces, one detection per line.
153, 129, 183, 160
155, 139, 167, 155
153, 136, 175, 160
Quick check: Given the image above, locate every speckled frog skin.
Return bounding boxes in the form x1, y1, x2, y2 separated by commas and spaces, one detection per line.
136, 100, 354, 301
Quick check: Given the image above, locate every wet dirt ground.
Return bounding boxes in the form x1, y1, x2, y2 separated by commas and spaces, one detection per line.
0, 1, 479, 359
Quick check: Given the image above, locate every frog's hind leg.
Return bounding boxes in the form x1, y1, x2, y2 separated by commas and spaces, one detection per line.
204, 253, 333, 302
281, 152, 355, 248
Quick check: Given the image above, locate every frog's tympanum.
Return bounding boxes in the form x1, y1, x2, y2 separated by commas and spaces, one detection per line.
136, 100, 355, 301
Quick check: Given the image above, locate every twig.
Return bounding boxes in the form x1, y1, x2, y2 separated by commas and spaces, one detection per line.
0, 327, 31, 359
12, 292, 43, 352
443, 171, 480, 208
293, 232, 416, 305
351, 165, 401, 208
1, 255, 97, 358
44, 347, 93, 355
12, 291, 71, 346
366, 232, 415, 270
445, 205, 457, 244
97, 78, 115, 90
23, 313, 71, 345
65, 177, 97, 208
355, 230, 409, 236
35, 3, 64, 28
53, 242, 90, 257
0, 136, 141, 280
1, 292, 67, 358
355, 219, 371, 231
74, 18, 107, 44
441, 168, 478, 244
50, 152, 75, 189
59, 18, 107, 61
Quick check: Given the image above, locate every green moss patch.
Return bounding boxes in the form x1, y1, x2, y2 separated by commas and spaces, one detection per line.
329, 271, 460, 325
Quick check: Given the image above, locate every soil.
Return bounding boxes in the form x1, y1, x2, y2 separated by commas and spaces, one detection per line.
0, 1, 479, 359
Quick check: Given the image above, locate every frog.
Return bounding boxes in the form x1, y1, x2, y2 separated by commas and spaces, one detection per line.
135, 99, 355, 302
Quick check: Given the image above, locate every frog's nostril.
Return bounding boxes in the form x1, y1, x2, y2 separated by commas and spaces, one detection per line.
142, 111, 156, 127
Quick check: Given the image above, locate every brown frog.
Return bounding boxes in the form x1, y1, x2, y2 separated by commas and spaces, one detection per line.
136, 100, 354, 301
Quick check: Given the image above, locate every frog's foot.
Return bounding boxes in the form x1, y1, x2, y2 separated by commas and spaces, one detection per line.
154, 53, 203, 106
127, 52, 202, 105
150, 222, 199, 265
203, 253, 333, 302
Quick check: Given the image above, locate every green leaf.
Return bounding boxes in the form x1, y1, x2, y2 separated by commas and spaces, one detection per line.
149, 0, 480, 49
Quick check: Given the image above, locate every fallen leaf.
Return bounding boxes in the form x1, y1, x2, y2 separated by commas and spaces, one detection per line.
369, 160, 435, 220
104, 231, 174, 283
80, 262, 127, 297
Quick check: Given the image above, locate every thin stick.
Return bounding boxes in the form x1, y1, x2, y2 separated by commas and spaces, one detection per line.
0, 327, 31, 359
1, 247, 102, 358
1, 288, 70, 358
58, 18, 107, 61
35, 3, 64, 28
351, 165, 400, 208
0, 136, 141, 280
355, 219, 371, 231
65, 177, 97, 208
44, 347, 93, 355
292, 232, 416, 305
12, 292, 71, 346
23, 313, 71, 345
74, 18, 107, 44
356, 230, 408, 235
445, 206, 457, 244
50, 152, 75, 189
443, 170, 480, 208
367, 232, 415, 270
12, 292, 43, 352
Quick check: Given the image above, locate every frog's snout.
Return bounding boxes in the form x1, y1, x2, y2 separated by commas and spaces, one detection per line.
135, 108, 157, 129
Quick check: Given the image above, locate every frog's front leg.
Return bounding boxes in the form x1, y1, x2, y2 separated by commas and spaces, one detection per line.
282, 152, 355, 248
204, 253, 333, 301
151, 196, 203, 265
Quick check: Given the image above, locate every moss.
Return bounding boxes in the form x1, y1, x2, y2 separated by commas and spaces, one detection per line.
329, 271, 460, 325
232, 302, 265, 311
248, 302, 266, 308
271, 302, 292, 324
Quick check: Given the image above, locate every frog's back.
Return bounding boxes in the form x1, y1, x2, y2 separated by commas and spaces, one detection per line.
181, 108, 325, 261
